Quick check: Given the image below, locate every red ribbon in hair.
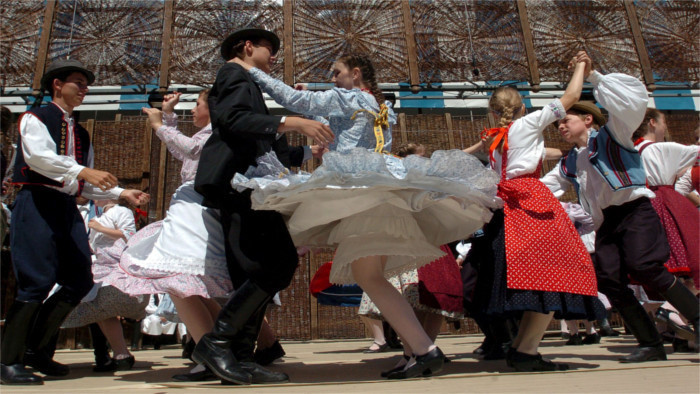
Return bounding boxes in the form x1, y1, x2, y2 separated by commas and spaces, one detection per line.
480, 125, 511, 165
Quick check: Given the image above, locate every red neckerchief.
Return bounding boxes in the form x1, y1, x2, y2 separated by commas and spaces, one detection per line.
633, 137, 648, 146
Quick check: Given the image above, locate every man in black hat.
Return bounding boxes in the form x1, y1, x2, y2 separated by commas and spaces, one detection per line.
193, 28, 333, 385
0, 59, 149, 385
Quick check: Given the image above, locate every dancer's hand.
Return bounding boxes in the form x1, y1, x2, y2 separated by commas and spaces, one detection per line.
119, 189, 150, 206
230, 57, 252, 71
279, 117, 334, 147
294, 83, 307, 91
310, 144, 328, 159
142, 107, 163, 130
78, 168, 118, 191
162, 92, 181, 114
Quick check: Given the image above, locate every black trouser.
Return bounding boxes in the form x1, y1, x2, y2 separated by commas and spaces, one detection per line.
10, 186, 93, 303
218, 190, 299, 294
593, 198, 674, 309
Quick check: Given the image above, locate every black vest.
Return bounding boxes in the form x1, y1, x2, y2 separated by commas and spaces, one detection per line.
13, 103, 90, 193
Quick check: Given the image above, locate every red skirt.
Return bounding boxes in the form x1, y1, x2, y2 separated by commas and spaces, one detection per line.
650, 185, 700, 287
417, 245, 463, 314
499, 176, 597, 297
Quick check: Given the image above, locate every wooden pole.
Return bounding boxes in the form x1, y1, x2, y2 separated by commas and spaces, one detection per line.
85, 119, 95, 141
158, 0, 175, 93
445, 113, 456, 149
283, 0, 294, 85
140, 120, 153, 196
398, 113, 408, 145
32, 0, 58, 95
623, 0, 656, 92
400, 1, 421, 94
516, 0, 541, 93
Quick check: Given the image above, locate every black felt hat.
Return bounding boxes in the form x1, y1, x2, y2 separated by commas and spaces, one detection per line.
40, 59, 95, 92
220, 27, 280, 61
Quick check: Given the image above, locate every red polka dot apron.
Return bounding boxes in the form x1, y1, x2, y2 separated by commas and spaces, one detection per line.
485, 125, 597, 296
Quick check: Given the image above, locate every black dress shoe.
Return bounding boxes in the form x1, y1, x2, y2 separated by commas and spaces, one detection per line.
671, 338, 696, 353
224, 362, 288, 384
1, 363, 44, 385
386, 347, 444, 380
93, 358, 118, 372
582, 333, 601, 345
380, 354, 410, 378
482, 344, 506, 360
191, 336, 252, 385
23, 349, 69, 376
114, 355, 135, 371
565, 333, 583, 346
654, 308, 694, 342
363, 341, 389, 353
172, 367, 217, 382
505, 347, 516, 367
254, 340, 286, 366
619, 345, 667, 363
510, 351, 569, 372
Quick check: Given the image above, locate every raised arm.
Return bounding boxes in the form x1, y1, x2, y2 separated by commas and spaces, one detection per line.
589, 71, 649, 150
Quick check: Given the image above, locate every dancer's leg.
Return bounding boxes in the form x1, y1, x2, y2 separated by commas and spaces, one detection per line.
256, 318, 276, 349
170, 295, 216, 343
97, 318, 130, 359
422, 313, 444, 343
351, 256, 433, 356
513, 311, 554, 355
361, 316, 386, 351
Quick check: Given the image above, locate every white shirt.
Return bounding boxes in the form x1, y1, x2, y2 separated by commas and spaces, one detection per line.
635, 140, 699, 186
541, 71, 655, 230
675, 167, 698, 195
19, 103, 123, 200
88, 204, 135, 252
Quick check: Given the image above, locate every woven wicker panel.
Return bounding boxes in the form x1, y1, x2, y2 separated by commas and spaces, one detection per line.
47, 0, 163, 86
450, 114, 492, 149
411, 0, 529, 83
393, 114, 450, 154
90, 119, 147, 191
0, 0, 44, 88
635, 0, 700, 82
666, 112, 700, 146
293, 0, 410, 83
526, 0, 642, 81
169, 0, 284, 86
268, 253, 313, 340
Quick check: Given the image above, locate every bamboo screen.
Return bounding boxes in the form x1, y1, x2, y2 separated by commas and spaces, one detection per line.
169, 0, 284, 85
47, 0, 164, 86
292, 0, 410, 83
411, 0, 529, 83
2, 0, 698, 88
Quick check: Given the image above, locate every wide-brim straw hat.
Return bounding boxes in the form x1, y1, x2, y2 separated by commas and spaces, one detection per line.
220, 27, 280, 61
571, 101, 606, 127
40, 59, 95, 92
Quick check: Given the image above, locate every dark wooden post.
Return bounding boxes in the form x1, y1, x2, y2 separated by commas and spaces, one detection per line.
283, 0, 294, 85
158, 0, 175, 94
445, 113, 456, 149
32, 0, 57, 96
400, 1, 421, 93
516, 0, 541, 93
623, 0, 656, 92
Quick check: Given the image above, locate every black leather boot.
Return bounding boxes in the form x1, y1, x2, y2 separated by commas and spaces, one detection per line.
225, 306, 288, 384
661, 280, 700, 346
191, 280, 271, 385
254, 340, 286, 366
616, 303, 666, 363
0, 301, 43, 385
24, 291, 79, 376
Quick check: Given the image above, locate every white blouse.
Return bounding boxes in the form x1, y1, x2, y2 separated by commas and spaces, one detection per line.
635, 140, 699, 186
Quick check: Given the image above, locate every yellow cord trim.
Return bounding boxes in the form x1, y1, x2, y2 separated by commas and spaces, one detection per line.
351, 103, 390, 153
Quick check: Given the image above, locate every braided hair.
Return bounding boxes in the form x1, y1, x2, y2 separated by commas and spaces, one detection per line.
337, 54, 385, 106
489, 86, 523, 128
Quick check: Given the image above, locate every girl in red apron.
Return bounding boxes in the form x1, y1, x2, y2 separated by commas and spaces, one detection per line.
469, 52, 602, 372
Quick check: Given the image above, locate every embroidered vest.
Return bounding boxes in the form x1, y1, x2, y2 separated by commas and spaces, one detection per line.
559, 125, 646, 196
13, 103, 90, 192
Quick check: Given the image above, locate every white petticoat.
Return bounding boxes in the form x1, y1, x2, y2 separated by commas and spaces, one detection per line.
124, 180, 227, 276
233, 148, 502, 284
